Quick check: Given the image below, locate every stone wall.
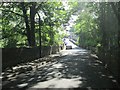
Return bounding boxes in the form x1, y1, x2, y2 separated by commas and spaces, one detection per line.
2, 46, 62, 70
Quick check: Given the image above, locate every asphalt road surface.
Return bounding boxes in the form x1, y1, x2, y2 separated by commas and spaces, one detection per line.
2, 41, 120, 90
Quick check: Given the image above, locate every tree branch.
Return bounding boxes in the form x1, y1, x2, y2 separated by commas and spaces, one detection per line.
1, 9, 24, 17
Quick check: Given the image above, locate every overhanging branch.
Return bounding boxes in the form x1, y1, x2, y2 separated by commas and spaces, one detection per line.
1, 9, 24, 17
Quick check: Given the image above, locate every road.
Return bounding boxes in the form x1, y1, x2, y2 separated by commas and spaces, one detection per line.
2, 40, 119, 90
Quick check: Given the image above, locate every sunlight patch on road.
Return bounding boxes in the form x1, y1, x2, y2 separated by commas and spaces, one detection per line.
52, 63, 63, 69
61, 49, 88, 57
27, 77, 82, 88
17, 83, 28, 88
0, 76, 2, 79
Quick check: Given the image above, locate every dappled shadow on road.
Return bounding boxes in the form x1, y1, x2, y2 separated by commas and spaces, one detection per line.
2, 48, 119, 90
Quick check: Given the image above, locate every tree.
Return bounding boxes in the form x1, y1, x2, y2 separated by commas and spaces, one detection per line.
0, 2, 71, 48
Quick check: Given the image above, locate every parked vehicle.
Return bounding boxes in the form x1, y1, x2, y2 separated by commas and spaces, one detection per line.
66, 43, 72, 49
63, 38, 72, 49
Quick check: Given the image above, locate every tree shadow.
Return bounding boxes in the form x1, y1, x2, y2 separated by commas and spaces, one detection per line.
2, 48, 119, 90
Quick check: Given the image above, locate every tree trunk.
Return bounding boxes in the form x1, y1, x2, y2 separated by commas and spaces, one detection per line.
118, 2, 120, 84
21, 2, 31, 46
30, 3, 36, 47
99, 3, 106, 65
37, 13, 42, 58
110, 2, 120, 84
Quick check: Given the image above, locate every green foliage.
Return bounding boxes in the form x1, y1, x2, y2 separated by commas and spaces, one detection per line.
72, 2, 119, 55
1, 3, 27, 48
73, 3, 99, 50
1, 2, 72, 48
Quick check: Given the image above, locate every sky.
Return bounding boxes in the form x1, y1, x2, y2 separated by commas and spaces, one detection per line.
62, 1, 79, 31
